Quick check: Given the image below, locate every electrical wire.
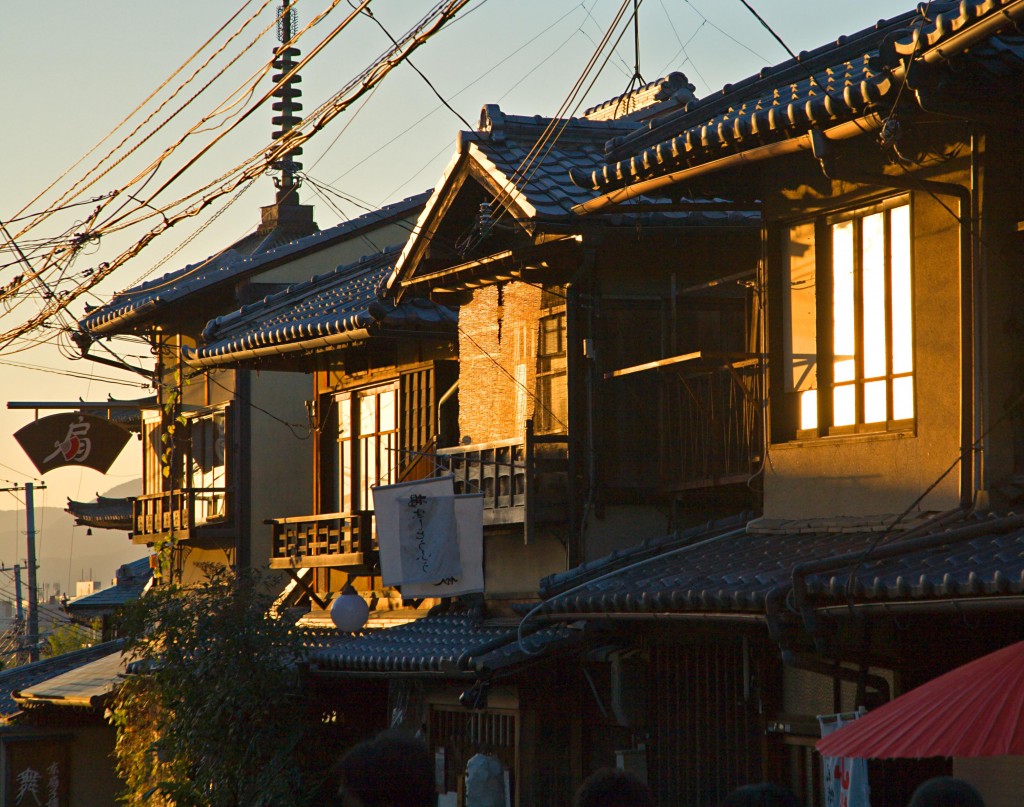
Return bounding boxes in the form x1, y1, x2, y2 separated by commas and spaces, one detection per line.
14, 0, 282, 244
92, 0, 378, 234
654, 1, 709, 89
0, 0, 340, 330
0, 1, 474, 355
7, 0, 268, 235
324, 1, 588, 191
352, 2, 474, 131
0, 357, 147, 387
459, 0, 636, 255
4, 0, 575, 346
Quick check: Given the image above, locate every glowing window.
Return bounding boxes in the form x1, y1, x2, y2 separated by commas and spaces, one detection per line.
782, 199, 913, 434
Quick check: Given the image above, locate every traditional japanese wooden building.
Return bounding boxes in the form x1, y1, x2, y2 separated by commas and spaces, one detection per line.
77, 192, 428, 585
530, 1, 1024, 804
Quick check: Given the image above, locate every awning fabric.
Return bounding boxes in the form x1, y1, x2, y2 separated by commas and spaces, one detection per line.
816, 639, 1024, 758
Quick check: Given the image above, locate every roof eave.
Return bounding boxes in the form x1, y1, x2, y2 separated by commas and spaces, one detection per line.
572, 113, 884, 215
182, 326, 375, 369
387, 147, 473, 299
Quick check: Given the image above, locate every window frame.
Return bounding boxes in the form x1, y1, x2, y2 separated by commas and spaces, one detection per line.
322, 380, 400, 515
780, 194, 916, 441
535, 306, 568, 435
182, 404, 231, 524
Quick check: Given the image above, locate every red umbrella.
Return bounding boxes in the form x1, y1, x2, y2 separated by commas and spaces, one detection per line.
816, 639, 1024, 758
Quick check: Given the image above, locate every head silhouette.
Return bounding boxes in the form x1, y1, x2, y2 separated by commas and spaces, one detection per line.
573, 768, 654, 807
336, 730, 434, 807
907, 777, 985, 807
721, 783, 801, 807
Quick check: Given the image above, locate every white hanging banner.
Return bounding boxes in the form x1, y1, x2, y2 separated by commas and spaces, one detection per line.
402, 493, 484, 597
818, 711, 870, 807
374, 475, 457, 586
398, 490, 461, 584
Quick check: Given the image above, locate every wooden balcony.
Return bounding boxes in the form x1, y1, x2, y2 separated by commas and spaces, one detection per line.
435, 422, 569, 533
604, 351, 763, 492
267, 511, 375, 572
132, 487, 233, 545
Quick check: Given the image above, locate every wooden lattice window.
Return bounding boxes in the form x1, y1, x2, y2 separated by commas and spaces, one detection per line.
400, 367, 435, 479
535, 309, 567, 435
428, 705, 519, 802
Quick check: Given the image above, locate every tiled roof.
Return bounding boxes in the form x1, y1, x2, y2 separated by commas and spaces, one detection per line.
78, 395, 157, 434
538, 512, 1024, 616
67, 557, 151, 615
465, 104, 641, 220
65, 495, 133, 531
388, 105, 761, 293
571, 0, 1024, 193
308, 613, 579, 677
181, 245, 456, 367
13, 648, 126, 710
582, 72, 698, 122
0, 640, 124, 720
463, 105, 759, 224
80, 192, 430, 336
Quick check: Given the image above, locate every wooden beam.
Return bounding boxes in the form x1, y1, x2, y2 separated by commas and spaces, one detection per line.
282, 568, 329, 611
603, 351, 761, 380
604, 350, 703, 379
270, 552, 373, 570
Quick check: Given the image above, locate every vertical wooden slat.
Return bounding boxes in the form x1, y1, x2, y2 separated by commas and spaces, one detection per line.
650, 638, 764, 807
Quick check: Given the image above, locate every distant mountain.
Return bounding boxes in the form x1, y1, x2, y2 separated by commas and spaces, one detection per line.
0, 479, 146, 598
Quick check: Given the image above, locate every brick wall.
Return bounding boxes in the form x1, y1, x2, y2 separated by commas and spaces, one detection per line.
458, 282, 542, 444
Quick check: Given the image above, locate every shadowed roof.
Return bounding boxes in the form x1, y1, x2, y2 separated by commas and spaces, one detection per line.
80, 192, 429, 336
0, 641, 124, 720
307, 613, 579, 677
181, 245, 456, 368
537, 512, 1024, 617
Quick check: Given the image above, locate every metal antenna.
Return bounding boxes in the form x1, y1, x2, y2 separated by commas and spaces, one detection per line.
271, 2, 304, 204
613, 0, 646, 117
630, 0, 645, 89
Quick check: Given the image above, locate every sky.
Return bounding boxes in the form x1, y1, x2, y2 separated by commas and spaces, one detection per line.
0, 0, 906, 581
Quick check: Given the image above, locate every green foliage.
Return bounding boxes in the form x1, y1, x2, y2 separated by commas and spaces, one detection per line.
41, 620, 99, 658
110, 565, 320, 807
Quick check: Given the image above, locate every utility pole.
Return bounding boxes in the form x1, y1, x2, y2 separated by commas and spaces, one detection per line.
12, 564, 22, 623
0, 483, 44, 663
25, 483, 39, 662
12, 563, 23, 665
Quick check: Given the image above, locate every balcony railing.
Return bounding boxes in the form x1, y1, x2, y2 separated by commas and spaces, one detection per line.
132, 487, 233, 544
435, 421, 569, 535
604, 351, 763, 491
267, 510, 374, 571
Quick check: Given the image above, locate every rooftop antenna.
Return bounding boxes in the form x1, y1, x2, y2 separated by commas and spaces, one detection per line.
272, 2, 304, 205
630, 0, 645, 89
615, 0, 646, 117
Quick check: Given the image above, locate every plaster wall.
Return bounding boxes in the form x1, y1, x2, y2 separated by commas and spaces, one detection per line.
583, 505, 669, 563
248, 370, 313, 571
178, 545, 235, 585
483, 528, 565, 597
765, 188, 963, 520
260, 219, 416, 285
954, 756, 1024, 807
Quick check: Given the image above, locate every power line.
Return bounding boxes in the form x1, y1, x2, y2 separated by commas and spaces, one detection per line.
324, 1, 587, 190
0, 1, 474, 354
352, 3, 474, 131
6, 0, 273, 235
